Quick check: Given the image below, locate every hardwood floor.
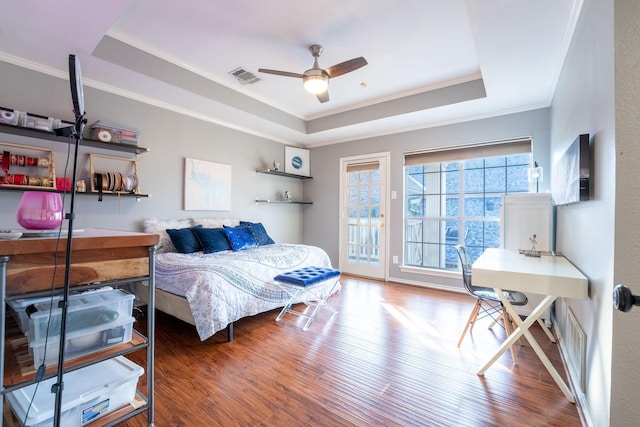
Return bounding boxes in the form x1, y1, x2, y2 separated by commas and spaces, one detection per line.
122, 275, 583, 427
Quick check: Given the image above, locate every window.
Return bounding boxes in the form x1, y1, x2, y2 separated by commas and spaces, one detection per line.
346, 163, 381, 265
404, 139, 532, 270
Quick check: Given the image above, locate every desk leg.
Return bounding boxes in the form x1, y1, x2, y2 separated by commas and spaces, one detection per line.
480, 291, 576, 403
527, 301, 557, 343
477, 293, 555, 375
521, 326, 575, 403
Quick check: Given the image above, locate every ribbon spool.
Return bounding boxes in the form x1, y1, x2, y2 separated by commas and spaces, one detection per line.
0, 110, 15, 122
97, 130, 112, 142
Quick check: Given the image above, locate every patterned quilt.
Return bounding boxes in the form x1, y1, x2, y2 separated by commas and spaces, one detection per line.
154, 243, 338, 340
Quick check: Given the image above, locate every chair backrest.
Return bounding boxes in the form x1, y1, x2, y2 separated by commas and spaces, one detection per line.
455, 245, 476, 295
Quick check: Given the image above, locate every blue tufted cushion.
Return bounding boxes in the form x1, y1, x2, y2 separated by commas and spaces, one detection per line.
240, 221, 275, 246
223, 225, 258, 251
166, 225, 203, 253
192, 227, 232, 253
274, 267, 340, 287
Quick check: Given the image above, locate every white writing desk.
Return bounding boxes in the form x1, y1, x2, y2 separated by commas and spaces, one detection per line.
472, 248, 588, 403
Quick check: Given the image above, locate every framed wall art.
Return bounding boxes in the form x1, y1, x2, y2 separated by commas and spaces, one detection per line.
284, 146, 310, 176
184, 157, 231, 211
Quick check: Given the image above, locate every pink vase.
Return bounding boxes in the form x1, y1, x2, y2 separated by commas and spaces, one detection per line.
16, 191, 64, 230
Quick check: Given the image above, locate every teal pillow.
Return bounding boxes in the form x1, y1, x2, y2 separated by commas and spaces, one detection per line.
192, 227, 232, 253
223, 226, 258, 251
166, 225, 202, 253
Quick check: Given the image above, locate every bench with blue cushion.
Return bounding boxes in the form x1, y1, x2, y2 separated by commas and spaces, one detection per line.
274, 267, 340, 330
274, 267, 341, 287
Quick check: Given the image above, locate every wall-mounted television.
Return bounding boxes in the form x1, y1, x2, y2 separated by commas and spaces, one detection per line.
552, 133, 590, 206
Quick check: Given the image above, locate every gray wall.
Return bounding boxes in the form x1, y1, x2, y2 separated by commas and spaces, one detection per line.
549, 0, 629, 424
0, 61, 306, 243
307, 108, 551, 290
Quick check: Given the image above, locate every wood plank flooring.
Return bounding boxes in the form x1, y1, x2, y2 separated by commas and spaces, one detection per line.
121, 275, 583, 427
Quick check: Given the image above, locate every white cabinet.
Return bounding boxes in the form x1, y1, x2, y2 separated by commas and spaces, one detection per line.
500, 193, 552, 252
500, 193, 553, 323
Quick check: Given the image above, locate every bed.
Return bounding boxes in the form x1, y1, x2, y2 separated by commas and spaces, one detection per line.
138, 218, 339, 341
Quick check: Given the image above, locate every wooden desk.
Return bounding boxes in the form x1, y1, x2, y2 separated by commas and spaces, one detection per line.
472, 248, 588, 403
1, 228, 158, 426
0, 228, 157, 296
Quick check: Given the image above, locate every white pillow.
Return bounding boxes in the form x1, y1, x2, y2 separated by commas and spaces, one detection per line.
190, 217, 240, 228
142, 218, 193, 253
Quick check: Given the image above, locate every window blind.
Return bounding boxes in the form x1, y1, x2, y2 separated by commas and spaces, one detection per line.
346, 161, 380, 172
404, 137, 531, 166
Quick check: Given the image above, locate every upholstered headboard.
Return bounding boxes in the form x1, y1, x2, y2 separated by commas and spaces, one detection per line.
142, 217, 240, 253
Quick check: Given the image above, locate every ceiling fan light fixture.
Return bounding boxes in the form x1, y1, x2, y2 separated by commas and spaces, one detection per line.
303, 71, 329, 94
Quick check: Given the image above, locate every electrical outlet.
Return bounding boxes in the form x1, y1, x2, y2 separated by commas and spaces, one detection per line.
392, 255, 398, 264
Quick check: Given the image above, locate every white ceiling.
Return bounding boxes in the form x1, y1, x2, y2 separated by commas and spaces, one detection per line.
0, 0, 583, 147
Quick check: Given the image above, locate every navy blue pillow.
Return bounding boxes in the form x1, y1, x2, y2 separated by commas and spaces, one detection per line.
192, 227, 232, 253
239, 221, 275, 246
166, 225, 202, 253
223, 226, 258, 251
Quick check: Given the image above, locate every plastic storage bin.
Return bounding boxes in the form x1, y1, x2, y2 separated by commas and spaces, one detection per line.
30, 314, 134, 368
89, 120, 141, 145
20, 112, 54, 132
0, 107, 20, 125
7, 295, 62, 336
6, 356, 143, 427
28, 288, 134, 341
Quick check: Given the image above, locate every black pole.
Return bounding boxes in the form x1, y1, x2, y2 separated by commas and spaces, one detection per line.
51, 113, 84, 426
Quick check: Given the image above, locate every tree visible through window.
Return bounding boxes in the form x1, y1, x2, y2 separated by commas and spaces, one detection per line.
405, 152, 531, 270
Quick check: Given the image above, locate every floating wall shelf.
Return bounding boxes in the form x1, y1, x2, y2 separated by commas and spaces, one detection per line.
256, 169, 313, 180
255, 198, 312, 205
0, 122, 150, 155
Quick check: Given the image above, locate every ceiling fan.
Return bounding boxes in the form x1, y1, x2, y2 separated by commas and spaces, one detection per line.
258, 44, 367, 103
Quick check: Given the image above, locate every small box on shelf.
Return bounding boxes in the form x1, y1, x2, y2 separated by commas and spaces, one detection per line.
0, 107, 20, 125
20, 112, 54, 132
90, 120, 141, 145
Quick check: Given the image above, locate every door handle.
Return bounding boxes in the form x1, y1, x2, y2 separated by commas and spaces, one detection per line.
613, 284, 640, 312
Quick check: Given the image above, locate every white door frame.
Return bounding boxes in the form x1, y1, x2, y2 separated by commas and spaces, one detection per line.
338, 152, 390, 280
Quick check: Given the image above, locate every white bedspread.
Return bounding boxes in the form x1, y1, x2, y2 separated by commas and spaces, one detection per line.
154, 243, 338, 340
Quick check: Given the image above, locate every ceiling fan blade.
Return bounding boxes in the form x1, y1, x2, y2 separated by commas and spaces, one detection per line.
316, 90, 329, 103
325, 57, 368, 78
257, 68, 304, 79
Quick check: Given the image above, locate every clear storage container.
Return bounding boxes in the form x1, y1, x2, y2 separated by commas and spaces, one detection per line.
28, 288, 134, 341
0, 107, 20, 125
20, 112, 54, 132
6, 356, 143, 426
7, 295, 61, 336
29, 315, 135, 368
89, 120, 141, 145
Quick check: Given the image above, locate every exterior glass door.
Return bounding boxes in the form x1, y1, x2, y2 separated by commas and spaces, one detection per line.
339, 154, 388, 279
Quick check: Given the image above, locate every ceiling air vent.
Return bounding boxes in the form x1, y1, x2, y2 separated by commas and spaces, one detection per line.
229, 67, 260, 85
